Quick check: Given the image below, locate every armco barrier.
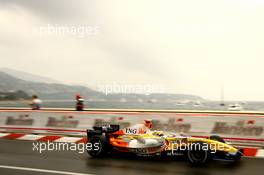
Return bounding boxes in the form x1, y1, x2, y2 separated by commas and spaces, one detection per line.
0, 108, 263, 147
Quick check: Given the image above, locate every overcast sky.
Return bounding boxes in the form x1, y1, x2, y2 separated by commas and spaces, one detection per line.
0, 0, 264, 101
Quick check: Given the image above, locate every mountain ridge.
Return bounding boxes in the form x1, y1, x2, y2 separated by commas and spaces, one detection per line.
0, 68, 61, 84
0, 70, 203, 101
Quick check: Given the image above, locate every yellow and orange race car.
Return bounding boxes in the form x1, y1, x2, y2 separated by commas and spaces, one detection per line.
86, 121, 243, 165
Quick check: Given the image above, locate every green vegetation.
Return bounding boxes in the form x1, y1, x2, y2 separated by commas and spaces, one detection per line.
0, 90, 30, 101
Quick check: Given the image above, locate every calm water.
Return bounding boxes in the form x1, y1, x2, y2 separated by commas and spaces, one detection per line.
1, 100, 264, 111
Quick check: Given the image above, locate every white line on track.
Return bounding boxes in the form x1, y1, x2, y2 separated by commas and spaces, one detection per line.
0, 165, 95, 175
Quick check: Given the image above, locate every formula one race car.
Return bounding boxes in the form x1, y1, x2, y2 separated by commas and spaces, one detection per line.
86, 120, 243, 165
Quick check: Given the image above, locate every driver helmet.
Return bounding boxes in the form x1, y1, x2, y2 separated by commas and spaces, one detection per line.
144, 119, 153, 129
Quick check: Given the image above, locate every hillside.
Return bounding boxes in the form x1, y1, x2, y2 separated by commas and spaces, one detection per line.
0, 90, 30, 100
0, 71, 101, 100
0, 68, 60, 84
0, 71, 203, 101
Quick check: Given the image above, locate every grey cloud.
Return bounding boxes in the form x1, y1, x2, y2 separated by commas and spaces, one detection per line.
1, 0, 264, 100
0, 0, 97, 23
101, 40, 166, 78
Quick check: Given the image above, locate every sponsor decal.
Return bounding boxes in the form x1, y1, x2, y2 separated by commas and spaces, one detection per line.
134, 148, 148, 154
212, 120, 263, 136
138, 128, 146, 134
46, 116, 79, 128
133, 147, 161, 155
125, 128, 138, 134
170, 138, 188, 145
124, 128, 147, 134
5, 114, 34, 126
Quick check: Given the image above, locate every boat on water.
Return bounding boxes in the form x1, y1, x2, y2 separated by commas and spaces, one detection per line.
228, 103, 244, 111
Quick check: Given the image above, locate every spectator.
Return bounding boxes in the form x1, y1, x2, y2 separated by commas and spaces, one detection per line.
30, 95, 42, 110
75, 94, 84, 111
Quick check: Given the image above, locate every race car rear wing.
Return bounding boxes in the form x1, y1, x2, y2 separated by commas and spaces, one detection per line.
87, 124, 120, 138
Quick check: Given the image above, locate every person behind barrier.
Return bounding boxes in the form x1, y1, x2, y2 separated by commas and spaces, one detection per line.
75, 94, 84, 111
30, 95, 42, 110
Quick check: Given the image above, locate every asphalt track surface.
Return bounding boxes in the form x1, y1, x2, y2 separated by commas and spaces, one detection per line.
0, 140, 263, 175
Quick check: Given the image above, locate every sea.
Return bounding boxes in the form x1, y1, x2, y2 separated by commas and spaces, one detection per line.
1, 100, 264, 111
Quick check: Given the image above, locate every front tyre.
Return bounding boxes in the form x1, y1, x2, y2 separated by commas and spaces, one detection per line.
187, 142, 212, 165
87, 135, 108, 158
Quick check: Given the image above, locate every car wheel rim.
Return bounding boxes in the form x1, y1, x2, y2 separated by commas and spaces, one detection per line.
189, 150, 207, 162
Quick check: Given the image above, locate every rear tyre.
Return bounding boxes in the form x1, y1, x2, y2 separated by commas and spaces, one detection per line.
87, 135, 108, 158
187, 142, 212, 165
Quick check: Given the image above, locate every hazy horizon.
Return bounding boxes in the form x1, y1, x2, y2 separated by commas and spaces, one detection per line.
1, 0, 264, 101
